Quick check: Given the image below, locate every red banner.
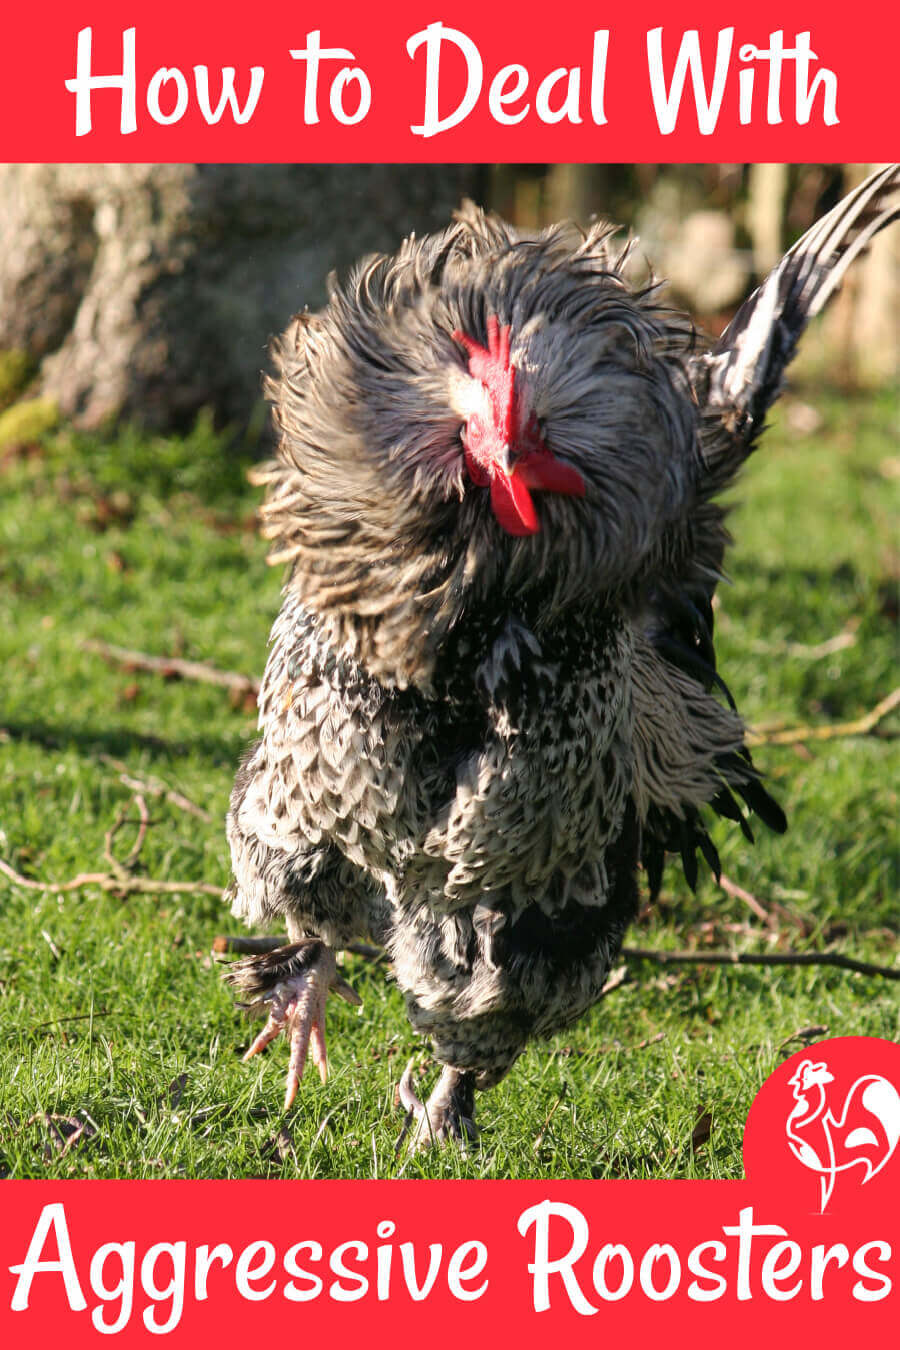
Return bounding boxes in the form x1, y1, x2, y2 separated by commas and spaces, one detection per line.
0, 1, 896, 162
3, 1039, 899, 1345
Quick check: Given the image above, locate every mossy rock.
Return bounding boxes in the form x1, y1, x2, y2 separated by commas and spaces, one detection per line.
0, 349, 36, 410
0, 396, 59, 449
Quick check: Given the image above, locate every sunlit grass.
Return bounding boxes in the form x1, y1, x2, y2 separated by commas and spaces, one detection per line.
0, 388, 897, 1178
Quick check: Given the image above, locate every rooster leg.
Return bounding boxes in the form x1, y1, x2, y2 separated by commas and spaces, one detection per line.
223, 939, 360, 1111
398, 1061, 478, 1151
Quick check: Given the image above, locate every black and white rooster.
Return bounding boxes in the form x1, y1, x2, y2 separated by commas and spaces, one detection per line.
223, 166, 899, 1146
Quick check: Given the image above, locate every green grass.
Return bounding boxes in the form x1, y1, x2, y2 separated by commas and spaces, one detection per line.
0, 390, 897, 1180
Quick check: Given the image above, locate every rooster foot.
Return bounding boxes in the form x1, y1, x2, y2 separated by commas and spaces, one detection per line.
223, 940, 360, 1110
397, 1061, 478, 1152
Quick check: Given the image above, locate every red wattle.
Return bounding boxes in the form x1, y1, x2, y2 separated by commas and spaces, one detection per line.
455, 314, 584, 535
517, 452, 586, 497
490, 471, 539, 536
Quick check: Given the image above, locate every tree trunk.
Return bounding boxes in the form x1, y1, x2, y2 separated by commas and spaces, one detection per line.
0, 165, 478, 430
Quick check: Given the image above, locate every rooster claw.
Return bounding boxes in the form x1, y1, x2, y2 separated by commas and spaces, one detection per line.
225, 940, 360, 1111
396, 1060, 478, 1153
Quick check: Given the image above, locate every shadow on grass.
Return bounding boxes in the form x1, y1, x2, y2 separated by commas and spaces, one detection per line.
2, 716, 248, 768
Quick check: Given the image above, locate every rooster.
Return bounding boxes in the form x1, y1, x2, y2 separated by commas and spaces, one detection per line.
224, 167, 899, 1147
786, 1058, 900, 1211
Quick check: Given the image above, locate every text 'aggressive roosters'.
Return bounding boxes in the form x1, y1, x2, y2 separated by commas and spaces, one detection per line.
223, 167, 899, 1149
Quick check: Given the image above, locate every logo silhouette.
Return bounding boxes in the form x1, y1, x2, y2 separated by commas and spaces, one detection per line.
785, 1058, 900, 1211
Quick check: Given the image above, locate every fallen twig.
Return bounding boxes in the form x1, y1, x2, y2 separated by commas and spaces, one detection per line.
124, 794, 150, 870
103, 794, 152, 880
621, 946, 899, 980
213, 934, 897, 985
598, 964, 632, 998
1, 785, 224, 900
99, 755, 213, 823
747, 687, 900, 747
27, 1112, 98, 1159
717, 872, 772, 924
0, 856, 222, 898
749, 627, 858, 661
776, 1025, 829, 1053
717, 873, 810, 932
80, 639, 259, 698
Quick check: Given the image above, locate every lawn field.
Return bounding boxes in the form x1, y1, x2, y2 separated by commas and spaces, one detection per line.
0, 388, 897, 1179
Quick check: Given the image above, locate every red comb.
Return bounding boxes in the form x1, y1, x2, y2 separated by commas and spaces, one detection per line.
454, 314, 586, 536
453, 316, 516, 443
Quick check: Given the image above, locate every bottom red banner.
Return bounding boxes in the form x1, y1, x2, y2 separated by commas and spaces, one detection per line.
3, 1037, 898, 1344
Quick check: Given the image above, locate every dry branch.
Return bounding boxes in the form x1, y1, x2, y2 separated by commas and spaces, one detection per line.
0, 857, 223, 898
621, 946, 899, 980
748, 628, 858, 661
747, 687, 900, 747
598, 965, 632, 997
103, 794, 151, 881
99, 756, 213, 823
717, 872, 810, 931
80, 639, 259, 698
0, 779, 227, 901
717, 872, 772, 924
212, 933, 897, 985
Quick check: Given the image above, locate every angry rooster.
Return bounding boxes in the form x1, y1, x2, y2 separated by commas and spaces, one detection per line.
223, 166, 899, 1147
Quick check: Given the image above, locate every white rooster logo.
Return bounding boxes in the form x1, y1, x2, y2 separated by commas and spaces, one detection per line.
785, 1058, 900, 1212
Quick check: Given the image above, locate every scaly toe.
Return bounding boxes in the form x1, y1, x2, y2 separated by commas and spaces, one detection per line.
242, 1007, 288, 1061
225, 940, 359, 1109
396, 1063, 478, 1153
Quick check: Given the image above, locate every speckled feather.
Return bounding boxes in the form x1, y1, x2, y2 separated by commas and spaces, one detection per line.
227, 172, 899, 1103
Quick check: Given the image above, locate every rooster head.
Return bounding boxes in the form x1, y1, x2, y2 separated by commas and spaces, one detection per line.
258, 205, 701, 685
452, 315, 585, 536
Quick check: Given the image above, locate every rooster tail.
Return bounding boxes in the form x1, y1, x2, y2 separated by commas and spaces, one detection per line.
694, 165, 899, 456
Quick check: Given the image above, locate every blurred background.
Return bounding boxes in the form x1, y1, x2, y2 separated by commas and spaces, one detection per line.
0, 163, 895, 441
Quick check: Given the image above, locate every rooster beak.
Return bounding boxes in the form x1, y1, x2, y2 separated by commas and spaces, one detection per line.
455, 316, 585, 536
493, 443, 515, 477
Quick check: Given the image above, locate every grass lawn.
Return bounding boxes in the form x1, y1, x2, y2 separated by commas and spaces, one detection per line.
0, 388, 897, 1180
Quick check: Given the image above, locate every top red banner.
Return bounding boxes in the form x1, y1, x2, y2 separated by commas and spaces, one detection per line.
0, 1, 897, 162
